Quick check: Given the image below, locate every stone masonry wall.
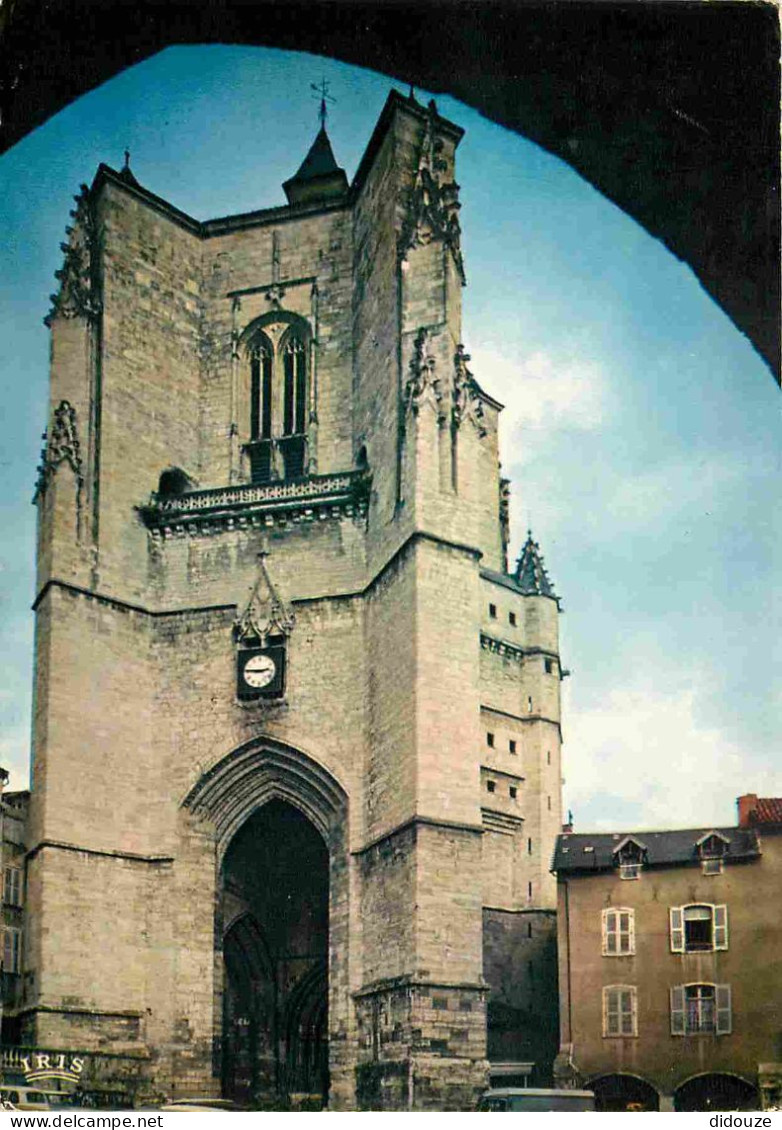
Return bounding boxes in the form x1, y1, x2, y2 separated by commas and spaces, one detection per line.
95, 183, 203, 600
200, 207, 354, 485
352, 115, 401, 539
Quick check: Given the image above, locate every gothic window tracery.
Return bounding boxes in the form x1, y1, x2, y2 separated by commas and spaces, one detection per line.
282, 332, 307, 437
249, 334, 273, 442
243, 318, 311, 484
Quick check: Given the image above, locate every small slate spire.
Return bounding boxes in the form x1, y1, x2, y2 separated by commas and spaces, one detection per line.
514, 530, 557, 597
283, 126, 348, 206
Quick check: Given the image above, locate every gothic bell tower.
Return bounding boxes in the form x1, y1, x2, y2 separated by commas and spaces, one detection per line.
26, 90, 564, 1109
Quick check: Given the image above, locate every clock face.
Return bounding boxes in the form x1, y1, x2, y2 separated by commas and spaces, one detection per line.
237, 644, 286, 699
243, 653, 276, 688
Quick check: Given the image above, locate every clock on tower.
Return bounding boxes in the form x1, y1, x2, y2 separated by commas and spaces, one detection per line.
237, 641, 286, 700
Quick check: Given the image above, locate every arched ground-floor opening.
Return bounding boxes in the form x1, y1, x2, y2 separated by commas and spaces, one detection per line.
591, 1074, 660, 1112
674, 1073, 759, 1112
220, 798, 329, 1108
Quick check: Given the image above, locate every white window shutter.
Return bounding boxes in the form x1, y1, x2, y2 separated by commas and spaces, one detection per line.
627, 910, 636, 955
603, 909, 617, 955
670, 906, 684, 952
714, 905, 729, 950
670, 985, 686, 1034
631, 986, 638, 1036
716, 984, 732, 1034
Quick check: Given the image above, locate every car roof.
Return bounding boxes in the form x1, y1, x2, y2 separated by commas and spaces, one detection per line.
482, 1088, 595, 1098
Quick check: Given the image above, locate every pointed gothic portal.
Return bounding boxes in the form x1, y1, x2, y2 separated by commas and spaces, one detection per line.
221, 800, 329, 1107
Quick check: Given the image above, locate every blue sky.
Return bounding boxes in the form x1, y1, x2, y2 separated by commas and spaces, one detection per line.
1, 46, 779, 831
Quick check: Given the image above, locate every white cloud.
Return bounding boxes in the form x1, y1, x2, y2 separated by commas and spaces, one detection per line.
605, 453, 746, 528
0, 723, 30, 792
562, 674, 782, 832
468, 343, 610, 454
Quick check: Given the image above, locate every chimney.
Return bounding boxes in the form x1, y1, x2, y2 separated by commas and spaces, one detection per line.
737, 793, 758, 827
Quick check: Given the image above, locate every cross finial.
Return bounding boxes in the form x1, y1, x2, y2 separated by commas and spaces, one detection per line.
311, 78, 335, 128
123, 148, 130, 170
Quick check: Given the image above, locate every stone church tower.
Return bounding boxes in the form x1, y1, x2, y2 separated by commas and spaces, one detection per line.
28, 91, 564, 1109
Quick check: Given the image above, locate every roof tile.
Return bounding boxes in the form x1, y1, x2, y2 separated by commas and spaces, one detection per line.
552, 825, 760, 874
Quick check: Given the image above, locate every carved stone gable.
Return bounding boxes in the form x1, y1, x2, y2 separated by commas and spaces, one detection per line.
235, 553, 295, 645
404, 327, 445, 424
34, 399, 84, 501
452, 344, 486, 437
45, 185, 102, 326
399, 102, 465, 283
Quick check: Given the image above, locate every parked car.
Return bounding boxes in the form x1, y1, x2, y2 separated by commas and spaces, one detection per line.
477, 1088, 596, 1112
0, 1086, 58, 1110
159, 1098, 244, 1112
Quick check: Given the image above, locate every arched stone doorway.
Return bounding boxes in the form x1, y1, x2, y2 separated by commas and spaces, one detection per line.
221, 800, 329, 1105
591, 1074, 660, 1112
182, 739, 349, 1109
675, 1074, 759, 1112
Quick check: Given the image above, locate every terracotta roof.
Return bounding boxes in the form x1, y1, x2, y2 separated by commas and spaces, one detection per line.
749, 797, 782, 825
552, 825, 760, 874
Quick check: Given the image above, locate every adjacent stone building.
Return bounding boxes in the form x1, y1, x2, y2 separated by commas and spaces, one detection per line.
552, 794, 782, 1112
1, 783, 28, 1042
25, 91, 565, 1109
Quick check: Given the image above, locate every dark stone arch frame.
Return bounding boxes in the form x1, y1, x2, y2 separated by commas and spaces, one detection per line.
673, 1072, 760, 1113
181, 739, 352, 1109
587, 1072, 661, 1112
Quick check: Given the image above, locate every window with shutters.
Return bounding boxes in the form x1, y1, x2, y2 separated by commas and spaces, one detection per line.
669, 904, 728, 952
602, 985, 638, 1037
2, 927, 21, 974
602, 908, 635, 955
670, 983, 731, 1035
3, 867, 21, 907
